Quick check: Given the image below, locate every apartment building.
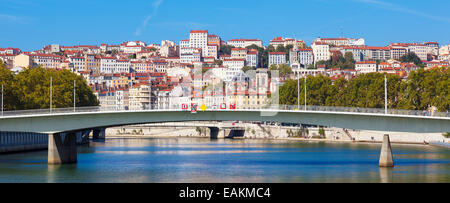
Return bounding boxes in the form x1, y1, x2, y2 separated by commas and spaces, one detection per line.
268, 52, 286, 67
311, 42, 330, 63
355, 61, 377, 74
227, 39, 263, 48
246, 50, 258, 67
231, 48, 247, 60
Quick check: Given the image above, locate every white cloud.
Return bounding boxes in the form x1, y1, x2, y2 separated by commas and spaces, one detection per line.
0, 14, 30, 24
135, 0, 164, 36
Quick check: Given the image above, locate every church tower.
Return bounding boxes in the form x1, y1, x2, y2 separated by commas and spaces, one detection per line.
290, 38, 300, 65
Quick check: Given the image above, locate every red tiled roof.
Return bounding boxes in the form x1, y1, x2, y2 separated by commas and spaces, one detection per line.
190, 30, 208, 33
356, 61, 376, 64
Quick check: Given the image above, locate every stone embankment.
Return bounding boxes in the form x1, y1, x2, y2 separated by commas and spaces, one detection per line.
107, 123, 449, 145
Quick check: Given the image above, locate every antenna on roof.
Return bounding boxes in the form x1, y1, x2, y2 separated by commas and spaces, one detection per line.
340, 26, 344, 38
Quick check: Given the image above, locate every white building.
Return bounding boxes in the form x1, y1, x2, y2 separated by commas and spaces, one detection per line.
439, 45, 449, 55
180, 47, 202, 64
152, 60, 168, 73
298, 49, 314, 67
389, 47, 408, 60
408, 44, 428, 61
224, 58, 246, 81
340, 47, 368, 62
355, 61, 377, 74
98, 90, 129, 110
227, 39, 263, 48
189, 30, 209, 57
366, 47, 391, 61
268, 52, 286, 67
439, 54, 449, 62
424, 42, 439, 56
29, 53, 62, 70
116, 90, 129, 110
123, 45, 143, 54
246, 50, 258, 67
231, 48, 247, 59
69, 56, 86, 72
269, 37, 304, 48
293, 68, 326, 78
99, 57, 130, 74
129, 83, 151, 110
314, 37, 365, 46
311, 42, 330, 64
206, 44, 218, 59
180, 39, 190, 48
0, 47, 21, 55
290, 42, 313, 68
115, 59, 131, 73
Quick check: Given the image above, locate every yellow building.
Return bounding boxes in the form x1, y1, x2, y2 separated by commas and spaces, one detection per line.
112, 75, 129, 88
14, 53, 32, 68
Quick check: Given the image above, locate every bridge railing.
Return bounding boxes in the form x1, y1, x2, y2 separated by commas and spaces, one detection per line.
0, 104, 448, 118
274, 105, 448, 118
1, 106, 104, 117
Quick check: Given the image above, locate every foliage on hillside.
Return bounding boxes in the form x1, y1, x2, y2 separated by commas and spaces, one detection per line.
0, 62, 99, 111
279, 68, 449, 111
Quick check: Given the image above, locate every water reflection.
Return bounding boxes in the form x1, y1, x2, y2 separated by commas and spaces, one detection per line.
379, 167, 394, 183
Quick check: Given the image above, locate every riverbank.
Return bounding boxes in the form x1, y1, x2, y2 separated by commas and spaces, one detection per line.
106, 124, 449, 147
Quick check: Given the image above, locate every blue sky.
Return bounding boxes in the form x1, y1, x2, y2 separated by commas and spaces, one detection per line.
1, 0, 449, 51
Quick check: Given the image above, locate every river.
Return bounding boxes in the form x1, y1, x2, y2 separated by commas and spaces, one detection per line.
0, 138, 449, 183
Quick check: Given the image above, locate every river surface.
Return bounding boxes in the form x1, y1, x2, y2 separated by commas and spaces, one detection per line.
0, 138, 449, 183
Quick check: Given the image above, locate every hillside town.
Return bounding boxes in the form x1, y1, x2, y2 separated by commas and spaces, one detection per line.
1, 30, 449, 110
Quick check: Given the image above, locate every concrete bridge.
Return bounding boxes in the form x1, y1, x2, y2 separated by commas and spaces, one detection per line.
0, 107, 449, 166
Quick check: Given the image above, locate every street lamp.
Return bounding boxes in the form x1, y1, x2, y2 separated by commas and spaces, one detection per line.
1, 84, 3, 117
385, 75, 388, 114
50, 77, 52, 113
149, 75, 152, 110
297, 73, 300, 110
304, 75, 307, 111
73, 80, 76, 112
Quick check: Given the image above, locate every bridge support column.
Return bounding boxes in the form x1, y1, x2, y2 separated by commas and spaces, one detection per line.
92, 128, 106, 140
379, 134, 394, 167
48, 133, 77, 165
209, 127, 220, 140
80, 130, 90, 145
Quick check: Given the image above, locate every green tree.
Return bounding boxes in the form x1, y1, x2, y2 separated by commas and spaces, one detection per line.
278, 67, 449, 112
401, 52, 423, 66
279, 79, 299, 105
128, 54, 136, 59
0, 62, 18, 110
266, 45, 276, 53
242, 66, 255, 73
318, 127, 325, 138
5, 66, 98, 110
278, 64, 293, 79
219, 45, 235, 55
246, 45, 265, 68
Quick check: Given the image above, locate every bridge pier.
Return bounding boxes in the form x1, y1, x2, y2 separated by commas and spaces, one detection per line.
92, 128, 106, 140
209, 127, 245, 139
48, 133, 77, 165
209, 127, 221, 139
379, 134, 394, 167
80, 130, 90, 145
